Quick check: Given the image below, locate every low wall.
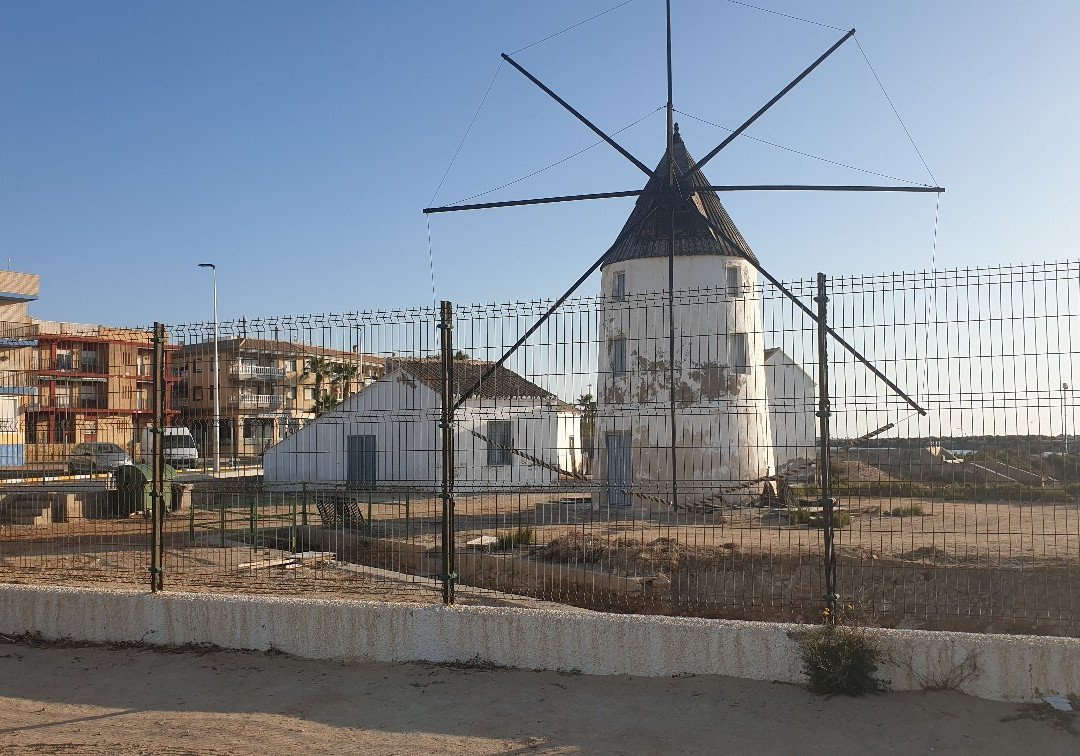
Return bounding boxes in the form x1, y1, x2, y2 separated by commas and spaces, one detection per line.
1, 583, 1077, 703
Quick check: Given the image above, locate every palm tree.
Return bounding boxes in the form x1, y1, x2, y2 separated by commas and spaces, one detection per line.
577, 392, 597, 461
312, 390, 339, 417
302, 357, 335, 412
332, 362, 360, 401
303, 357, 333, 392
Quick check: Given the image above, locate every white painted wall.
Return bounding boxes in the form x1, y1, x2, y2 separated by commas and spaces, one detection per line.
596, 256, 774, 505
263, 368, 579, 490
765, 349, 817, 468
3, 584, 1077, 704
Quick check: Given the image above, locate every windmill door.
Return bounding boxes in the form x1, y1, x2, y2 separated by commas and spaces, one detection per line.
605, 433, 632, 507
346, 434, 377, 485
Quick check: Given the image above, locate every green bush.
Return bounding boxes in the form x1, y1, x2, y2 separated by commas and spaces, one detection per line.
889, 504, 925, 517
495, 526, 535, 551
788, 508, 852, 528
797, 623, 889, 696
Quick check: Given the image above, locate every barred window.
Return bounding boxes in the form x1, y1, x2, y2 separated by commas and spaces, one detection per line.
486, 420, 513, 466
613, 272, 626, 301
726, 266, 742, 295
611, 337, 627, 377
730, 332, 749, 374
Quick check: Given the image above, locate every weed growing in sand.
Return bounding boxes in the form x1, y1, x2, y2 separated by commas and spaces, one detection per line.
788, 508, 852, 528
495, 527, 535, 551
796, 615, 889, 697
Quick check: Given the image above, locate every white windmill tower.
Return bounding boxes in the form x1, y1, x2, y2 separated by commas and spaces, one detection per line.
595, 123, 773, 509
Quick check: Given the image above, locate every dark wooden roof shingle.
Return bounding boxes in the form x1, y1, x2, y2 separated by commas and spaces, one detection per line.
393, 358, 573, 409
602, 124, 757, 267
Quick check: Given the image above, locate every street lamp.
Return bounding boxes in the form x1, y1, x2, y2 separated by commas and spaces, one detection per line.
198, 263, 220, 474
1063, 383, 1070, 456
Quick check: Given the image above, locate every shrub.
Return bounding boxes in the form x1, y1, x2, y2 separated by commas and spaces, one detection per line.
797, 622, 889, 696
787, 508, 852, 528
890, 504, 925, 517
495, 526, 535, 551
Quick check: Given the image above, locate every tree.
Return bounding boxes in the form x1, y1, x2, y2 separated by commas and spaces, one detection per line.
332, 362, 360, 400
302, 357, 335, 413
311, 391, 340, 417
303, 357, 333, 393
577, 392, 597, 459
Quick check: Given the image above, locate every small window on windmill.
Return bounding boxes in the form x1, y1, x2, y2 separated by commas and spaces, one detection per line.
729, 333, 749, 375
726, 266, 743, 296
613, 272, 626, 302
611, 337, 627, 377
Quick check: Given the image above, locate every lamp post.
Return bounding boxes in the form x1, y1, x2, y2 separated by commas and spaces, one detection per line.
198, 263, 220, 474
1063, 383, 1070, 457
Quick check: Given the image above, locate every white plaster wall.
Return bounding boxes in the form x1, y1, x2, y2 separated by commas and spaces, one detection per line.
597, 257, 774, 502
264, 370, 438, 487
1, 584, 1077, 704
456, 401, 573, 488
264, 370, 574, 490
556, 412, 581, 474
765, 350, 817, 468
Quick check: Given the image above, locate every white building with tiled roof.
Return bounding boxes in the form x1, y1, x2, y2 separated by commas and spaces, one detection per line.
263, 358, 581, 490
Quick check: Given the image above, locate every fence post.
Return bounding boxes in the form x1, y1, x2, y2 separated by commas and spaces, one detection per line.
290, 495, 297, 553
439, 300, 456, 605
150, 322, 166, 593
815, 273, 837, 621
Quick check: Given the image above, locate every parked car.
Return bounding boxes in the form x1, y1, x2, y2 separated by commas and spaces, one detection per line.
69, 442, 133, 474
139, 427, 199, 469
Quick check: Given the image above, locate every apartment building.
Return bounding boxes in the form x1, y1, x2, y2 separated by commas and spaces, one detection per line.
24, 321, 177, 451
0, 271, 40, 465
0, 269, 179, 463
172, 338, 384, 460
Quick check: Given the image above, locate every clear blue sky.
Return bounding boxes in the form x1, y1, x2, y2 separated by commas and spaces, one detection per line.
2, 0, 1077, 327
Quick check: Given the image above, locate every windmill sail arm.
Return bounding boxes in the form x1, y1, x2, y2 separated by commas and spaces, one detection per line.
675, 191, 927, 416
685, 28, 856, 181
501, 53, 654, 178
451, 205, 658, 411
704, 184, 944, 194
423, 189, 645, 214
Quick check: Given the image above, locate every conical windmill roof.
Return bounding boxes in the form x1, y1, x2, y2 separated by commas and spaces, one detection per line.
601, 124, 757, 267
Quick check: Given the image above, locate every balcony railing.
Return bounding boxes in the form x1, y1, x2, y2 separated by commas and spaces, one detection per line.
235, 394, 282, 409
23, 396, 105, 410
230, 363, 286, 380
31, 356, 107, 374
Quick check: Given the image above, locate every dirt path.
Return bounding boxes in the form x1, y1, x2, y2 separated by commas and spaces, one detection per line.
0, 641, 1076, 755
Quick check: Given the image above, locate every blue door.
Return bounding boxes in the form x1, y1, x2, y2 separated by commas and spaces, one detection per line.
347, 434, 376, 485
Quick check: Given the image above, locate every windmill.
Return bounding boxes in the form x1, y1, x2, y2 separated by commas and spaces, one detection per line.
424, 1, 942, 606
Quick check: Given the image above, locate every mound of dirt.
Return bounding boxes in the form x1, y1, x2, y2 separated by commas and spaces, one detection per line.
537, 533, 735, 576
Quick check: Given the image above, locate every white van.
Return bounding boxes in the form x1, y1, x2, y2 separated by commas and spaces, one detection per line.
141, 427, 199, 469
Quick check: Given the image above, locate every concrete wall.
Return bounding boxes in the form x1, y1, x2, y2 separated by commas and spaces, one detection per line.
1, 583, 1076, 704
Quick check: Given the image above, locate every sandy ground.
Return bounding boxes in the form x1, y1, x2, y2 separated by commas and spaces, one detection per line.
0, 640, 1077, 755
6, 490, 1079, 565
2, 491, 1078, 635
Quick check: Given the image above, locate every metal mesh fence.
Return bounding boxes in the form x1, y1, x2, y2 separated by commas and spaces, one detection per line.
0, 321, 158, 588
1, 261, 1078, 633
